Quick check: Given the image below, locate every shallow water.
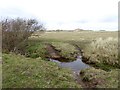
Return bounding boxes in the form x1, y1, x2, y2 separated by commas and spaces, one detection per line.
49, 56, 90, 73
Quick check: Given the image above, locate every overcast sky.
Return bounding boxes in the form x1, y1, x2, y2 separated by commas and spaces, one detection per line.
0, 0, 119, 31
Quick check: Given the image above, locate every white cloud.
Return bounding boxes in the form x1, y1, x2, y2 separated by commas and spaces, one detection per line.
0, 0, 119, 30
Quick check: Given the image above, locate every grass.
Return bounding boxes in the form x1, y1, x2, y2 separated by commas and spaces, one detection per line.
83, 37, 119, 68
3, 31, 119, 88
2, 53, 81, 88
25, 40, 47, 59
80, 67, 119, 88
38, 31, 117, 41
51, 42, 79, 60
0, 52, 2, 89
0, 58, 2, 89
34, 31, 119, 69
31, 31, 119, 88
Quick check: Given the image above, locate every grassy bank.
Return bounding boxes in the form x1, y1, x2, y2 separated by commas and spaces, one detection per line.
34, 31, 119, 69
30, 31, 119, 88
83, 37, 119, 69
80, 67, 119, 88
24, 40, 47, 59
51, 42, 79, 60
2, 53, 81, 88
3, 31, 119, 88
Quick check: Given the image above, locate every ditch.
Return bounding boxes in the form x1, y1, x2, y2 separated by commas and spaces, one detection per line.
46, 43, 92, 88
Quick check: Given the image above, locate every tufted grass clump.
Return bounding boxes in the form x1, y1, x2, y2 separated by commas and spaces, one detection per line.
83, 37, 119, 68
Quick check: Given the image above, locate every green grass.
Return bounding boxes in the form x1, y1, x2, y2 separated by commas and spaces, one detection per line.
51, 42, 79, 60
33, 31, 119, 69
3, 31, 118, 88
0, 59, 2, 89
80, 67, 119, 88
25, 40, 47, 59
2, 53, 81, 88
30, 31, 119, 88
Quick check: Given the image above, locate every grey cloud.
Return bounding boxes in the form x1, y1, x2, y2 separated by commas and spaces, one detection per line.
0, 7, 36, 18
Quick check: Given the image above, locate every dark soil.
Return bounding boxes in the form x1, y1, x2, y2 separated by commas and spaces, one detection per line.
46, 43, 60, 59
45, 43, 71, 62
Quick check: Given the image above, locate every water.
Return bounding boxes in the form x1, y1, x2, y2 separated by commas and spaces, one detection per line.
50, 55, 90, 85
49, 56, 90, 73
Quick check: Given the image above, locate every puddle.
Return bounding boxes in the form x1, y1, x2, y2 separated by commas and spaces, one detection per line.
49, 56, 90, 73
49, 55, 91, 88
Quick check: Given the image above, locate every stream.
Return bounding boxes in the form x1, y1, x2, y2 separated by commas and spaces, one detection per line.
49, 55, 90, 87
46, 44, 91, 87
50, 56, 90, 73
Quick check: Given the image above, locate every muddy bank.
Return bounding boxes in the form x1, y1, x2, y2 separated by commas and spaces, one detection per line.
46, 43, 60, 59
72, 44, 113, 71
72, 44, 90, 63
46, 44, 72, 62
46, 43, 107, 88
46, 43, 91, 88
73, 71, 100, 88
46, 43, 86, 62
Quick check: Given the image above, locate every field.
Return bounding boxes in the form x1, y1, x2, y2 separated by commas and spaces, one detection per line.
31, 31, 119, 68
2, 30, 119, 88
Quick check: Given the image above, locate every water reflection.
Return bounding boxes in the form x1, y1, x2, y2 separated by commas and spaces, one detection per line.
50, 56, 90, 72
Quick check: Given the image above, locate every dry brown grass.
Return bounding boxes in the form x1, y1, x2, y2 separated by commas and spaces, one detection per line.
38, 31, 118, 41
83, 37, 118, 67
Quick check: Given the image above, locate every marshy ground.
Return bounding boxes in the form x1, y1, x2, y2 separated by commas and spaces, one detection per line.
2, 31, 119, 88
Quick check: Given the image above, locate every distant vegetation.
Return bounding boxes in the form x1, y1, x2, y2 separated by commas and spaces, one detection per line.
99, 30, 106, 31
47, 29, 93, 32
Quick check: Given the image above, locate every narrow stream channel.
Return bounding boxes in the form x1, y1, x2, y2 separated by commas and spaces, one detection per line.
46, 44, 91, 87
